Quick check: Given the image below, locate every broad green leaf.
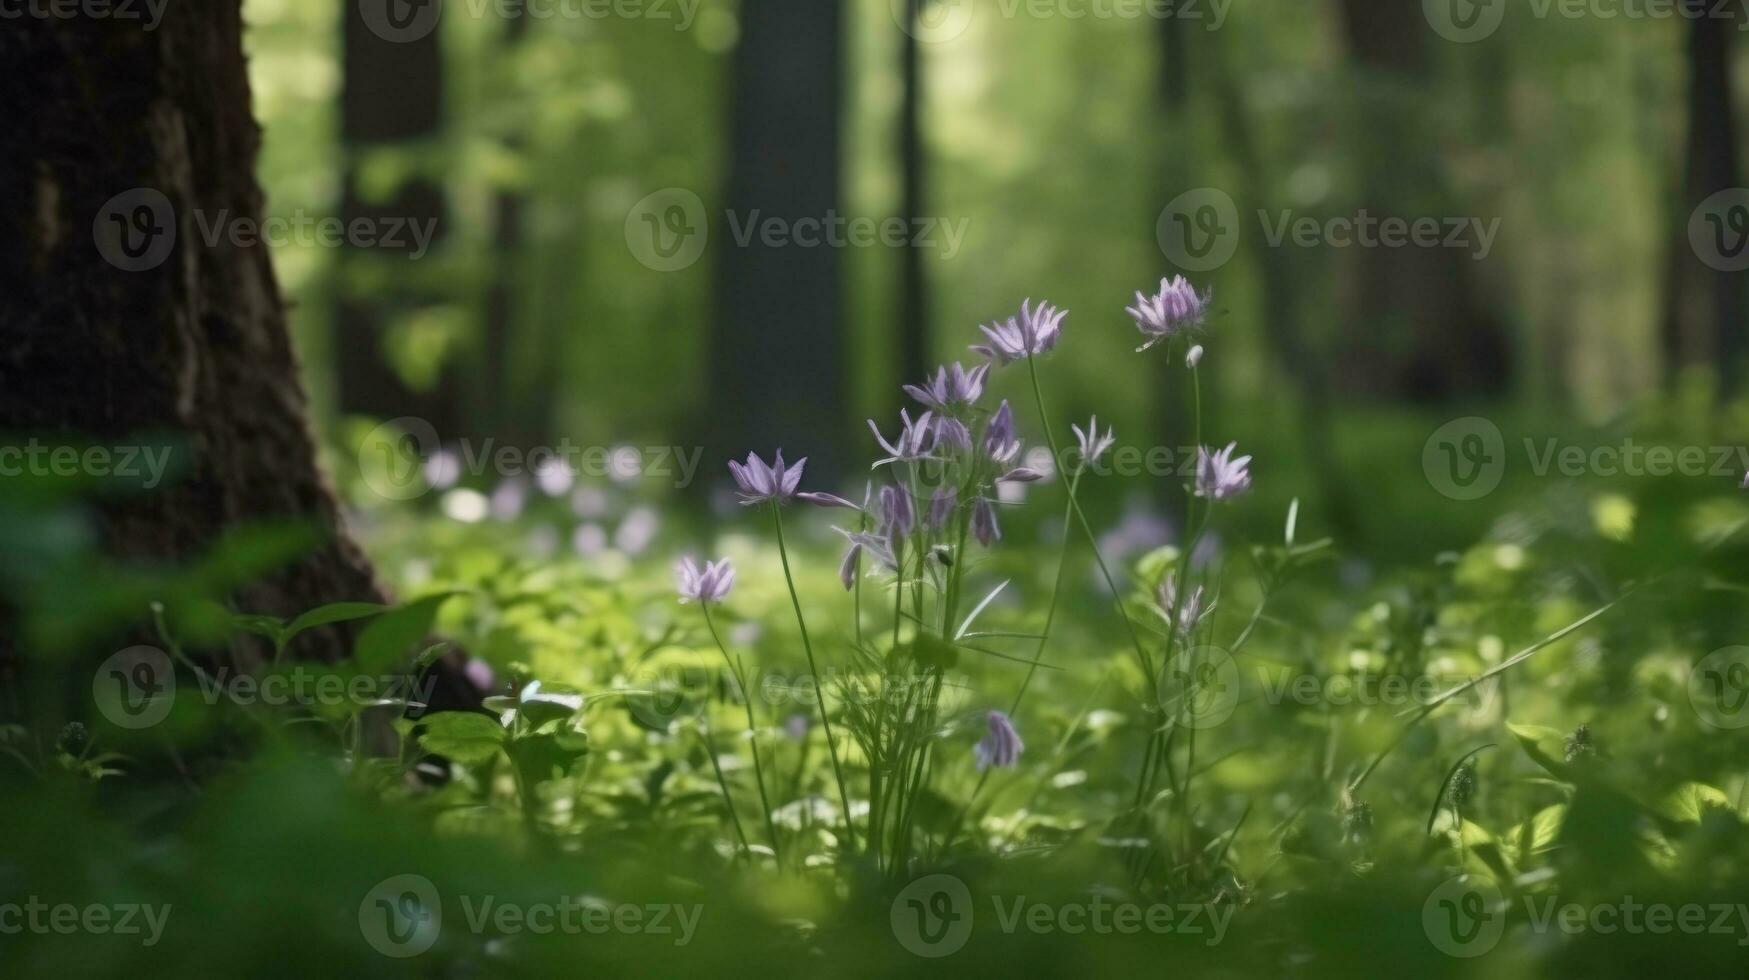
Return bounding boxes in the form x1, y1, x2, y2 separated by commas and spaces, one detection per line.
353, 592, 461, 674
1656, 782, 1733, 824
419, 711, 506, 764
283, 602, 390, 644
1506, 723, 1572, 780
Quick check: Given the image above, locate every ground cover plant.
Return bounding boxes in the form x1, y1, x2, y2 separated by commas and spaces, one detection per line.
10, 2, 1749, 977
7, 276, 1749, 979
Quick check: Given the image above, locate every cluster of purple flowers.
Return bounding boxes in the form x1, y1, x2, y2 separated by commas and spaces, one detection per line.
690, 276, 1252, 776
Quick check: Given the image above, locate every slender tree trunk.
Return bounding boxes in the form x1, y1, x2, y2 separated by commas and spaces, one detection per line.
0, 3, 385, 659
713, 0, 847, 477
1662, 0, 1743, 391
482, 8, 555, 448
1209, 34, 1359, 538
896, 0, 930, 399
338, 0, 463, 435
1334, 0, 1511, 402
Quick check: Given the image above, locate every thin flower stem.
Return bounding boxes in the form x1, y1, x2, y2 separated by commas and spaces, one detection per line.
1007, 473, 1080, 717
702, 604, 783, 865
1023, 354, 1155, 682
771, 503, 859, 854
696, 722, 753, 859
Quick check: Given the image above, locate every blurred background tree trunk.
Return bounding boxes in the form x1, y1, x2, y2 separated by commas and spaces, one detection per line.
0, 4, 386, 662
338, 0, 463, 436
1335, 0, 1512, 402
896, 0, 931, 404
1661, 0, 1743, 392
713, 0, 847, 478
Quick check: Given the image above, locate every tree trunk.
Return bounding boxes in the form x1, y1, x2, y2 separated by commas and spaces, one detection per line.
1209, 33, 1360, 539
1334, 0, 1512, 402
1661, 0, 1743, 390
896, 0, 930, 401
337, 0, 464, 435
0, 4, 386, 665
713, 0, 847, 477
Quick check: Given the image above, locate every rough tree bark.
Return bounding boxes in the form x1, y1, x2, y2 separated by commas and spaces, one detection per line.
0, 2, 444, 680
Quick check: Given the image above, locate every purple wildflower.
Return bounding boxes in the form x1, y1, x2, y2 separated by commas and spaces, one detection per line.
982, 400, 1021, 466
905, 362, 989, 413
974, 710, 1024, 771
971, 496, 1001, 547
676, 557, 736, 604
933, 416, 975, 453
727, 450, 807, 506
834, 526, 898, 590
1155, 573, 1214, 638
1071, 416, 1116, 469
880, 485, 916, 536
1127, 276, 1210, 351
1194, 442, 1253, 501
973, 299, 1066, 365
927, 486, 957, 530
870, 409, 937, 468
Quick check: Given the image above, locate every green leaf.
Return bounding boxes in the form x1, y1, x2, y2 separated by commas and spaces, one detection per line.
283, 602, 390, 644
1506, 723, 1573, 781
353, 593, 461, 674
1656, 782, 1733, 824
1516, 804, 1566, 860
418, 712, 506, 764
